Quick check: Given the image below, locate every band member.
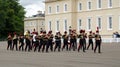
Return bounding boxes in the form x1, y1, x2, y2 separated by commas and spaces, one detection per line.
47, 31, 54, 52
38, 31, 43, 52
54, 31, 62, 52
73, 30, 78, 50
62, 31, 69, 51
78, 30, 85, 52
25, 35, 31, 52
34, 34, 39, 52
42, 31, 49, 52
7, 33, 12, 50
83, 30, 87, 50
69, 31, 75, 51
19, 34, 24, 51
87, 31, 94, 50
12, 32, 18, 51
94, 30, 102, 53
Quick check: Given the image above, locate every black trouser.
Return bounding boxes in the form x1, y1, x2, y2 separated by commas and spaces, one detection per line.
87, 39, 93, 50
62, 40, 68, 51
19, 42, 24, 51
78, 39, 85, 52
34, 41, 39, 52
74, 39, 77, 49
42, 41, 48, 52
54, 41, 61, 52
38, 40, 43, 52
25, 42, 31, 52
12, 40, 18, 51
7, 40, 12, 50
69, 39, 75, 51
94, 40, 101, 53
83, 39, 86, 50
48, 40, 53, 51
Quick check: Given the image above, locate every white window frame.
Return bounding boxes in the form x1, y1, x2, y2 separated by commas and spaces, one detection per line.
107, 16, 113, 30
25, 22, 28, 26
87, 1, 92, 10
48, 21, 52, 31
56, 20, 59, 31
78, 3, 82, 11
108, 0, 112, 8
96, 16, 102, 30
77, 19, 82, 31
48, 6, 52, 14
119, 15, 120, 30
64, 3, 68, 12
87, 17, 92, 31
56, 5, 59, 13
64, 19, 68, 31
97, 0, 102, 9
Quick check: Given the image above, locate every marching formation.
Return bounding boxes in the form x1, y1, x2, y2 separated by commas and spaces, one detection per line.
7, 29, 102, 53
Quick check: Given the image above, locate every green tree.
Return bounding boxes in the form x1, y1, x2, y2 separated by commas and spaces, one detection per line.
0, 0, 25, 40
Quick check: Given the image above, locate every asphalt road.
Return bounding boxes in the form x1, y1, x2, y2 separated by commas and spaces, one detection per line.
0, 41, 120, 67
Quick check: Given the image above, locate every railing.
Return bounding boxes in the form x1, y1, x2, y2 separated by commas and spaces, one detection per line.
54, 38, 120, 43
83, 38, 120, 43
101, 38, 120, 43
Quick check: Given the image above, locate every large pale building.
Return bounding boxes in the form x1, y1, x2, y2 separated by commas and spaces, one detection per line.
45, 0, 120, 38
24, 11, 45, 34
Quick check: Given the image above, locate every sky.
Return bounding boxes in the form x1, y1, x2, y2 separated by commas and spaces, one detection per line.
19, 0, 45, 17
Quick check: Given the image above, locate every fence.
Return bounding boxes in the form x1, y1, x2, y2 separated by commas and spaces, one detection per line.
77, 38, 120, 43
55, 38, 120, 43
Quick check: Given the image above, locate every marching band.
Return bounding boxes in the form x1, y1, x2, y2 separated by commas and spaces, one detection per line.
7, 29, 102, 53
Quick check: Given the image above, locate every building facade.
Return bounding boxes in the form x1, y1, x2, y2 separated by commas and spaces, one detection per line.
45, 0, 120, 38
24, 11, 45, 34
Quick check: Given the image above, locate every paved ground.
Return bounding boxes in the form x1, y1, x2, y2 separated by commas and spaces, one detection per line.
0, 41, 120, 67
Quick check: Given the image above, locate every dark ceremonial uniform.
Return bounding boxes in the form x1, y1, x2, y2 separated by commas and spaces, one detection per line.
69, 33, 76, 51
83, 31, 87, 50
47, 33, 54, 52
73, 33, 77, 50
87, 32, 94, 50
7, 34, 12, 50
25, 36, 31, 52
19, 35, 24, 51
38, 33, 43, 52
62, 32, 69, 51
94, 32, 102, 53
12, 34, 18, 51
78, 30, 85, 52
54, 33, 61, 52
42, 33, 49, 52
34, 35, 39, 52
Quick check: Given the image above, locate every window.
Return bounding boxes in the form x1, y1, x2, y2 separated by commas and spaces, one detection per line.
107, 16, 112, 30
87, 1, 91, 10
56, 5, 59, 13
78, 3, 82, 11
49, 21, 51, 30
48, 6, 51, 14
64, 4, 67, 11
42, 22, 44, 26
108, 0, 112, 8
97, 0, 102, 9
25, 22, 28, 26
97, 17, 102, 30
78, 19, 82, 31
56, 21, 59, 31
119, 16, 120, 30
64, 19, 67, 31
87, 18, 92, 30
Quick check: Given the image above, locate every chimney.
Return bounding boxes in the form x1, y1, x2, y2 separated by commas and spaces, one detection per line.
38, 11, 42, 14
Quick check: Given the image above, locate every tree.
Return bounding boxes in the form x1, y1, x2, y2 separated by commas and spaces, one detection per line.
0, 0, 25, 39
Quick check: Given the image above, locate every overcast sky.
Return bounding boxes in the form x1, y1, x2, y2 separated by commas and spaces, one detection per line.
19, 0, 45, 17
